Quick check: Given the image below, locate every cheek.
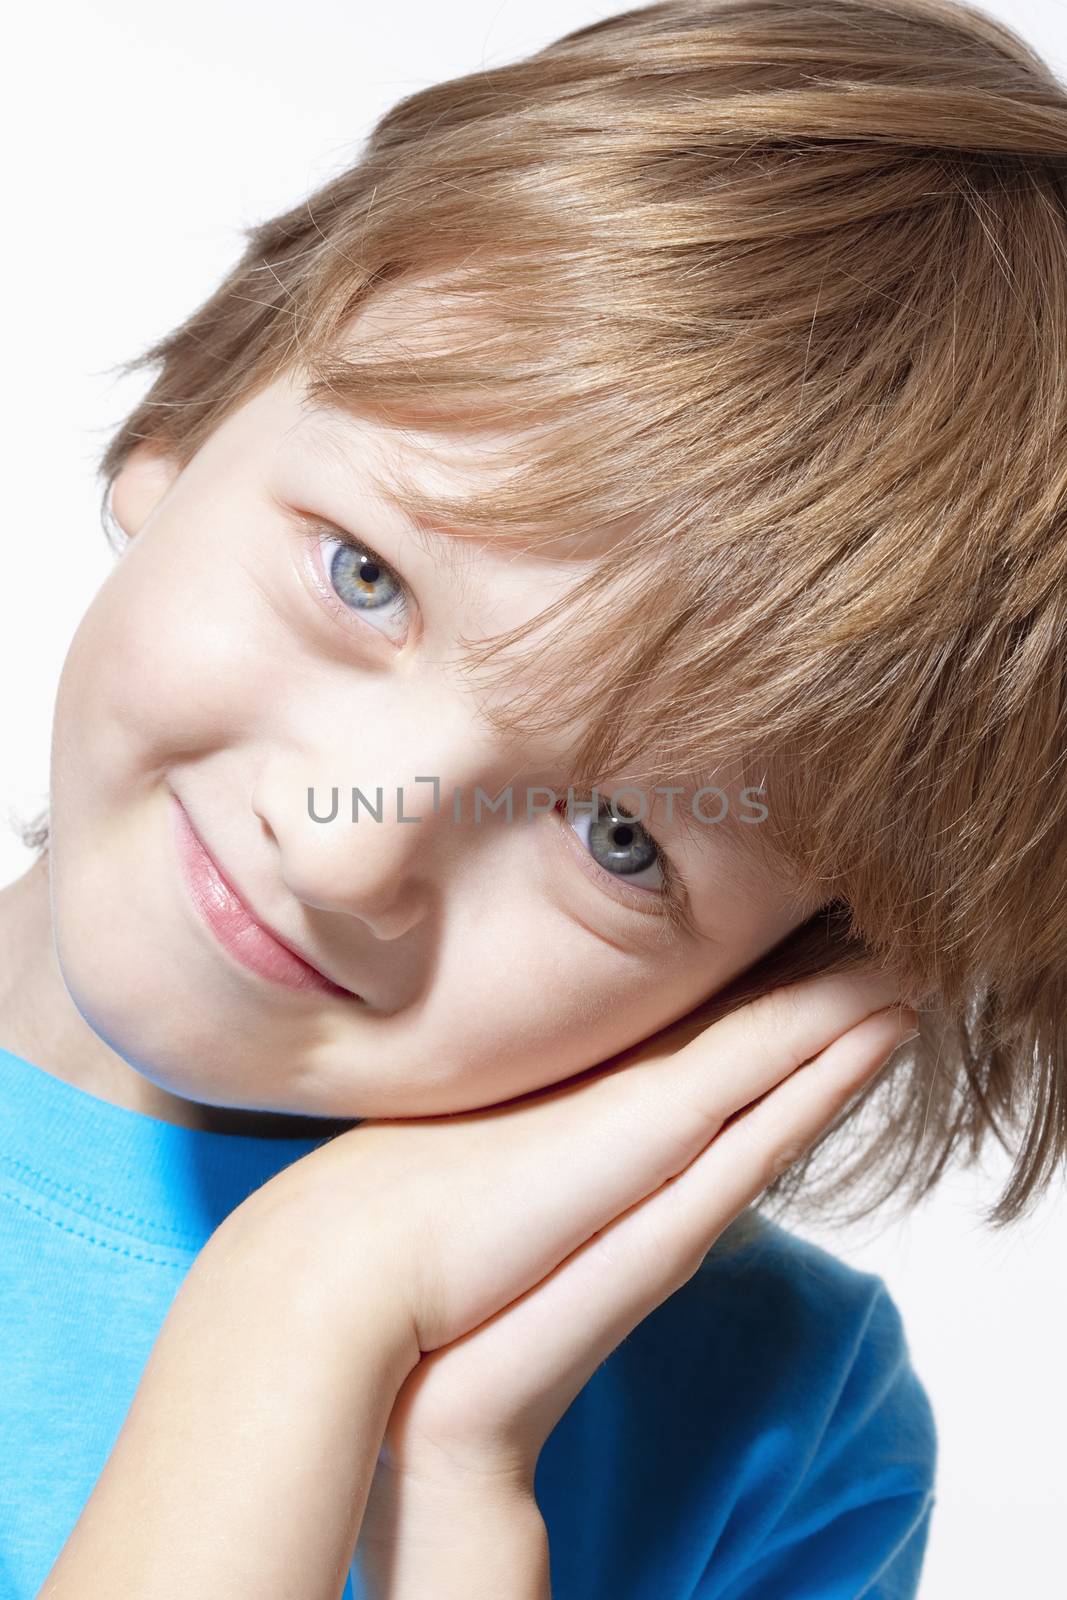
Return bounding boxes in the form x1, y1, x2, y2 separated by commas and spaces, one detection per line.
52, 528, 273, 806
405, 906, 737, 1110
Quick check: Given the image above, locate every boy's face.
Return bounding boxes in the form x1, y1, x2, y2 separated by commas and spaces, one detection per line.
47, 368, 820, 1121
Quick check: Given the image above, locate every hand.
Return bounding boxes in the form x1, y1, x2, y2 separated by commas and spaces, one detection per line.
356, 991, 917, 1584
260, 969, 916, 1505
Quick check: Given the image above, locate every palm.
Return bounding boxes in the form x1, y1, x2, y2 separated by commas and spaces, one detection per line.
370, 1023, 702, 1490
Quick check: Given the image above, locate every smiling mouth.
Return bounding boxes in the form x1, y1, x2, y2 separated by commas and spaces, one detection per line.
170, 792, 363, 1002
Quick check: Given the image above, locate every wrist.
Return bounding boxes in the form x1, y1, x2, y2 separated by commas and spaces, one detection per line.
40, 1181, 422, 1599
355, 1470, 551, 1600
220, 1167, 421, 1376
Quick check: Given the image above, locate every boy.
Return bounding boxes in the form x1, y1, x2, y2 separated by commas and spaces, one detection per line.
5, 0, 1066, 1591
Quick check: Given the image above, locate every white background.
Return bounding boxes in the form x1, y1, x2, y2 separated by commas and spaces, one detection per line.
2, 3, 1065, 1593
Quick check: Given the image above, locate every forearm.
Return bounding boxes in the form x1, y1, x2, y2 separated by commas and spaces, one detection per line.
356, 1474, 552, 1600
37, 1191, 420, 1600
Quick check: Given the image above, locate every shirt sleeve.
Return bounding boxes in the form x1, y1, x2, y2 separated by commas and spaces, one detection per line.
699, 1281, 938, 1600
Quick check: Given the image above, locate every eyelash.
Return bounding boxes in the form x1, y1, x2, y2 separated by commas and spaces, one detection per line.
294, 515, 413, 647
553, 797, 695, 937
291, 511, 696, 937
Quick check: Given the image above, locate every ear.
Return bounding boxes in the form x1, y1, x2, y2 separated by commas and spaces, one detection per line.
108, 443, 182, 542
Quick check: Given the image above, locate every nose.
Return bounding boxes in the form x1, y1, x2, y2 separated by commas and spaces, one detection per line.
251, 692, 515, 941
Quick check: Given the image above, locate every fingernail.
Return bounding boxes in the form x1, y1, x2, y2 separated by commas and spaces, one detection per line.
895, 1005, 920, 1042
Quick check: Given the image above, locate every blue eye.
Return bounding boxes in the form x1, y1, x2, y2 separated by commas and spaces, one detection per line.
317, 529, 410, 644
565, 796, 665, 892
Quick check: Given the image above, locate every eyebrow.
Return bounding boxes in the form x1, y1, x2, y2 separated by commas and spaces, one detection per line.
300, 393, 616, 560
294, 400, 491, 603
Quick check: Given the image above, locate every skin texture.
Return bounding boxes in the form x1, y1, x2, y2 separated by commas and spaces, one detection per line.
0, 367, 822, 1135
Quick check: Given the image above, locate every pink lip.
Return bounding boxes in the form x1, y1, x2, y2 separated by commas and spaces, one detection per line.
171, 793, 360, 1000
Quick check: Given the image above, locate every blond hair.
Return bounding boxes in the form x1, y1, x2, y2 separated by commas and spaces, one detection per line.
20, 0, 1067, 1232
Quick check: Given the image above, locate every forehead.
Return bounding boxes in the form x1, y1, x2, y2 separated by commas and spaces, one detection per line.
291, 385, 644, 563
282, 386, 638, 647
275, 378, 641, 741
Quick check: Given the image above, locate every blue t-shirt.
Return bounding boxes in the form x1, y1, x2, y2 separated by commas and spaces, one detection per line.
0, 1044, 937, 1598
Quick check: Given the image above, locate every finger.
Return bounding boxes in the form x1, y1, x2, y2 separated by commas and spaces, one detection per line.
526, 968, 905, 1219
547, 1005, 917, 1358
416, 1007, 918, 1452
645, 966, 906, 1126
641, 1002, 917, 1279
417, 973, 907, 1345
